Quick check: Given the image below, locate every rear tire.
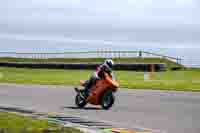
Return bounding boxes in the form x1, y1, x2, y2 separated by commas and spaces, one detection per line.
101, 90, 115, 110
75, 94, 87, 108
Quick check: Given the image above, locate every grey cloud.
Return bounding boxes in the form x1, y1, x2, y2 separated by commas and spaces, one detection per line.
0, 0, 200, 50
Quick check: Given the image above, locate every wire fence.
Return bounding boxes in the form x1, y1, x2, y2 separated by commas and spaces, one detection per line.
0, 50, 181, 61
181, 59, 200, 68
0, 51, 139, 59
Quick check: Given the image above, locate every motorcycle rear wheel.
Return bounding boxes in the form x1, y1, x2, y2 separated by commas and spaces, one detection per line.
75, 94, 87, 108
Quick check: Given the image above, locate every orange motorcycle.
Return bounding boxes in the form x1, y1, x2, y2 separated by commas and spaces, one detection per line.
74, 73, 119, 110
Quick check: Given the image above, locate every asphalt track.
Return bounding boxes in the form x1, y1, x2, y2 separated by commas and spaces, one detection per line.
0, 84, 200, 133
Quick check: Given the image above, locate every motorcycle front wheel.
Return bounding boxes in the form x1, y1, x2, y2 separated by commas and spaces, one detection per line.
101, 90, 115, 110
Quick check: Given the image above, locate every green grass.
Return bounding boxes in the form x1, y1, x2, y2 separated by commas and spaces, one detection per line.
0, 67, 199, 92
0, 57, 183, 70
0, 112, 81, 133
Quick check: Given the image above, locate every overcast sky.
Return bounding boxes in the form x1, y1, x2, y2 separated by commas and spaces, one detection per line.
0, 0, 200, 52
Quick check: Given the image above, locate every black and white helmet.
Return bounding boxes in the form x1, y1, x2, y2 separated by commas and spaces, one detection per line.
104, 59, 114, 72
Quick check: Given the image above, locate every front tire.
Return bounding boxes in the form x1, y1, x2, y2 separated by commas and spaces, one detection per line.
101, 90, 115, 110
75, 94, 87, 108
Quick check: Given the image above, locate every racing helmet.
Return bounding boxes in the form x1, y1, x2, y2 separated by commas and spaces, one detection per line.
104, 59, 114, 72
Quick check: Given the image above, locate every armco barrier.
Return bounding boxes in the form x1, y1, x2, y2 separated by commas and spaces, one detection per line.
0, 62, 166, 71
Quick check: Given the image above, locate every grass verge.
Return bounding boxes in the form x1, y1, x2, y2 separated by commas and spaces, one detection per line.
0, 111, 81, 133
0, 67, 199, 92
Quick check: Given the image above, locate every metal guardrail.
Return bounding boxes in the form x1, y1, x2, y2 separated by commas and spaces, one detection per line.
0, 51, 182, 64
0, 62, 166, 71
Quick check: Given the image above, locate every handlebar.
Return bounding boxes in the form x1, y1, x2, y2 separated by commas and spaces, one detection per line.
104, 73, 119, 88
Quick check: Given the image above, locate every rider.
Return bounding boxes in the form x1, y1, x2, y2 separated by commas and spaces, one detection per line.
81, 59, 115, 99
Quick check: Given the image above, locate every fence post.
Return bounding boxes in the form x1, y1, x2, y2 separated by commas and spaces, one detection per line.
177, 58, 182, 64
139, 51, 142, 58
